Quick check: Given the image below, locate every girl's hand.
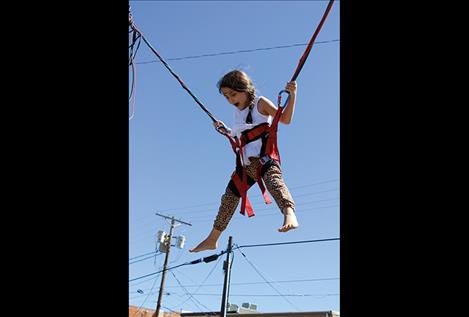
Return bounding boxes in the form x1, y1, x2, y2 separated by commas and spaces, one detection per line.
214, 120, 230, 135
285, 81, 297, 95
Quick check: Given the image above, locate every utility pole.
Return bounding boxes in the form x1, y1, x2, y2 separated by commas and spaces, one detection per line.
220, 236, 233, 317
154, 212, 191, 317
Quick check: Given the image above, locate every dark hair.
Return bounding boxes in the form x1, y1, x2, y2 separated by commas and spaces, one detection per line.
217, 70, 256, 107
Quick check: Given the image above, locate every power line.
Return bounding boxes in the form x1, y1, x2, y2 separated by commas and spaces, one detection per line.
129, 182, 339, 241
130, 277, 339, 301
130, 262, 192, 283
186, 197, 339, 221
130, 179, 338, 224
129, 252, 163, 265
130, 277, 339, 293
130, 272, 161, 317
194, 293, 340, 297
153, 179, 339, 214
235, 247, 300, 311
162, 305, 180, 314
170, 254, 223, 310
132, 291, 339, 299
131, 236, 337, 284
129, 250, 227, 283
129, 250, 159, 261
130, 238, 339, 309
130, 205, 339, 246
235, 237, 340, 249
188, 205, 339, 224
132, 194, 338, 229
187, 194, 339, 219
130, 204, 339, 244
136, 40, 340, 64
129, 275, 161, 287
130, 204, 339, 245
170, 270, 212, 312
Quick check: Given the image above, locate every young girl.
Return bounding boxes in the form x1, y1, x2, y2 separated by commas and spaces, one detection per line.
189, 70, 299, 253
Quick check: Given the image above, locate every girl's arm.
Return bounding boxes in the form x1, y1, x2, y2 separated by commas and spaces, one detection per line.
258, 81, 297, 124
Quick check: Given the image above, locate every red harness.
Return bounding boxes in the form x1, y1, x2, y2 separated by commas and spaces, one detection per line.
224, 105, 283, 217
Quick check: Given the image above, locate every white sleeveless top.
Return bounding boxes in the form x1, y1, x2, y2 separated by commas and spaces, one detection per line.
230, 96, 272, 165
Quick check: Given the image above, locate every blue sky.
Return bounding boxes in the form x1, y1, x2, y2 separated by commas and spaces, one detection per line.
129, 0, 340, 314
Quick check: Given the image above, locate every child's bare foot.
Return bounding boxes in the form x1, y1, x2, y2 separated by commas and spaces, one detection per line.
189, 228, 222, 253
278, 207, 299, 232
189, 238, 218, 253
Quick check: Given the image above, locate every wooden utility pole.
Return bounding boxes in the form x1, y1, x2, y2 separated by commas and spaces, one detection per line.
154, 213, 191, 317
220, 236, 233, 317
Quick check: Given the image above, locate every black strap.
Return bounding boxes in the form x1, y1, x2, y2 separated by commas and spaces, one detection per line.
245, 103, 254, 124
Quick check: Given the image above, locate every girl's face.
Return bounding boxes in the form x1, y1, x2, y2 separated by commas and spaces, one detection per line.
220, 87, 249, 111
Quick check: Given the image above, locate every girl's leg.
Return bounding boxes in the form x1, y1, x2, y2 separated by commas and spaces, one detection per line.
261, 161, 299, 232
189, 186, 240, 252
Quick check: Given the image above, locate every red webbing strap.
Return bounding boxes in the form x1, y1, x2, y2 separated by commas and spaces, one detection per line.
224, 133, 238, 153
238, 139, 254, 217
224, 133, 255, 216
242, 123, 270, 144
256, 165, 272, 205
231, 171, 255, 217
271, 101, 283, 131
263, 106, 283, 164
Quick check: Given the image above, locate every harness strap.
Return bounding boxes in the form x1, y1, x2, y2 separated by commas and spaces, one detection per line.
241, 123, 270, 144
231, 171, 255, 217
261, 105, 283, 164
256, 162, 272, 205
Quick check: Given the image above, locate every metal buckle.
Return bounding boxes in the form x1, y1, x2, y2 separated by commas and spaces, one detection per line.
260, 156, 270, 165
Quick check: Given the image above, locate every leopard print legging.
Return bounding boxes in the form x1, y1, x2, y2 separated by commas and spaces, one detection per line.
213, 157, 295, 231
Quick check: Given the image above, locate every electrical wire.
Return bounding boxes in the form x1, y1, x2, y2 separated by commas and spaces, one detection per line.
136, 40, 340, 64
234, 246, 300, 311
